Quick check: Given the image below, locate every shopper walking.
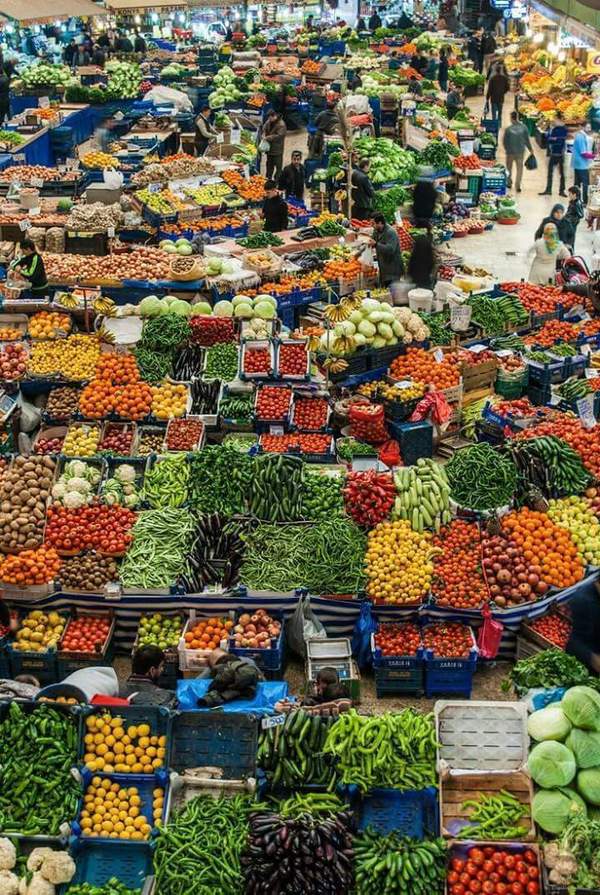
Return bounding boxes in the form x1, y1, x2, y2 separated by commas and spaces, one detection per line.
565, 186, 585, 250
262, 181, 289, 233
486, 63, 510, 124
371, 212, 404, 286
540, 111, 568, 197
408, 233, 437, 289
351, 159, 375, 221
194, 106, 217, 155
571, 122, 594, 205
262, 110, 287, 181
528, 223, 570, 285
503, 111, 533, 192
278, 150, 305, 201
438, 47, 449, 92
535, 203, 574, 247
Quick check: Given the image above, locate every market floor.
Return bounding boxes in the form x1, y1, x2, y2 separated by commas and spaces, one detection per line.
282, 94, 596, 281
113, 655, 515, 711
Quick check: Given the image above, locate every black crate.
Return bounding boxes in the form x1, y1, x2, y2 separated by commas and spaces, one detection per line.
65, 232, 109, 257
170, 711, 259, 778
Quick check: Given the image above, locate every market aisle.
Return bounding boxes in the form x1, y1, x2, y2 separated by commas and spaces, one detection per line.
450, 94, 595, 281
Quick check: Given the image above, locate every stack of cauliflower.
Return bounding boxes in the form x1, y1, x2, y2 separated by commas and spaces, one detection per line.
51, 460, 101, 510
0, 840, 75, 895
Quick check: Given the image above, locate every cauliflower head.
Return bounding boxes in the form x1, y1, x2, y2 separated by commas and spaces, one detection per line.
38, 851, 75, 885
0, 840, 16, 872
21, 873, 54, 895
0, 870, 19, 895
26, 850, 53, 873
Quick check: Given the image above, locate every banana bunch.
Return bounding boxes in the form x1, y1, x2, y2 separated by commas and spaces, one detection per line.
93, 296, 116, 317
393, 458, 451, 532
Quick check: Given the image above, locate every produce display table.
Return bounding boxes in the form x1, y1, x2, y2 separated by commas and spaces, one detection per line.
8, 572, 598, 659
8, 126, 52, 166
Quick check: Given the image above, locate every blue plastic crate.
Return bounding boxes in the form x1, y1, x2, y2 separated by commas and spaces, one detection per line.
62, 840, 153, 892
359, 786, 439, 837
170, 711, 259, 778
374, 663, 424, 696
386, 420, 433, 465
79, 704, 171, 776
229, 608, 285, 675
527, 382, 552, 406
423, 629, 478, 699
7, 611, 68, 684
526, 358, 569, 386
73, 769, 169, 843
568, 354, 589, 377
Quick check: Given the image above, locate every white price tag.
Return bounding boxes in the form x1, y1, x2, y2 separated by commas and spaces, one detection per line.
39, 96, 50, 109
351, 456, 380, 472
577, 394, 596, 429
107, 226, 115, 238
468, 343, 487, 354
581, 343, 592, 356
31, 178, 44, 188
450, 304, 472, 329
230, 128, 241, 145
319, 182, 326, 194
261, 714, 286, 730
433, 348, 444, 363
269, 425, 284, 435
18, 219, 31, 232
495, 349, 513, 357
585, 368, 600, 379
149, 182, 161, 193
13, 154, 25, 163
394, 380, 412, 389
216, 132, 224, 144
394, 210, 403, 225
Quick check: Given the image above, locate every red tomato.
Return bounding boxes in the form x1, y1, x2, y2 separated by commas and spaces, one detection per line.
525, 884, 539, 895
511, 884, 524, 895
527, 867, 538, 880
469, 882, 482, 894
448, 871, 459, 885
483, 848, 494, 859
495, 885, 508, 895
518, 874, 529, 886
492, 854, 504, 866
468, 849, 485, 866
460, 873, 471, 886
523, 852, 537, 867
504, 856, 516, 870
465, 862, 479, 877
482, 884, 495, 895
515, 862, 527, 874
506, 871, 517, 883
451, 886, 466, 895
483, 861, 494, 874
452, 859, 466, 873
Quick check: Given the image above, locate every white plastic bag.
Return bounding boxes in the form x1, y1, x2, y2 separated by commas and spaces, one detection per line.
144, 85, 193, 112
286, 593, 326, 658
103, 169, 124, 189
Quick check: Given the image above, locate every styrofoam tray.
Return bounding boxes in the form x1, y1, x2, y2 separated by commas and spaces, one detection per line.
306, 637, 351, 660
435, 700, 529, 772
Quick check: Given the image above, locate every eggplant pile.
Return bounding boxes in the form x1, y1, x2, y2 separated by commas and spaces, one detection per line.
256, 711, 339, 789
179, 512, 245, 591
242, 807, 355, 895
189, 378, 221, 415
172, 344, 205, 380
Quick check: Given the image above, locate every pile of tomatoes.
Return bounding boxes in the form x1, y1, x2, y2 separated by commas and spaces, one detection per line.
255, 386, 292, 420
423, 622, 473, 658
373, 622, 421, 656
278, 342, 308, 377
523, 319, 579, 348
60, 615, 112, 654
45, 504, 136, 555
500, 281, 579, 315
243, 346, 272, 376
447, 846, 540, 895
292, 397, 329, 431
529, 609, 572, 648
432, 521, 488, 609
189, 315, 235, 346
166, 418, 204, 451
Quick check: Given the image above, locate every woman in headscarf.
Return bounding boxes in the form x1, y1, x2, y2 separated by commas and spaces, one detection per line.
534, 203, 574, 247
528, 223, 570, 285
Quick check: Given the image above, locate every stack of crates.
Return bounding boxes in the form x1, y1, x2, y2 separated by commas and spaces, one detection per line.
371, 622, 424, 697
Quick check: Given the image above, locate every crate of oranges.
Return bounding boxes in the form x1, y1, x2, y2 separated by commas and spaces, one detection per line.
76, 773, 166, 840
178, 612, 234, 672
28, 310, 72, 340
0, 313, 28, 340
81, 708, 169, 775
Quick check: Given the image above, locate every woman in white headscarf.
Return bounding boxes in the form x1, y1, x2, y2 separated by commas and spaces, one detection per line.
528, 222, 570, 285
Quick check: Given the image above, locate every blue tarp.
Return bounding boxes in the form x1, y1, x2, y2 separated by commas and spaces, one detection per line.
176, 678, 289, 714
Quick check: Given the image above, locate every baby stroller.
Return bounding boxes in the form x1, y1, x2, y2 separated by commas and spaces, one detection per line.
556, 255, 591, 288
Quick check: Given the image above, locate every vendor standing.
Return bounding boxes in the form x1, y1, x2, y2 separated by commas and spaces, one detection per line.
262, 180, 289, 233
351, 159, 375, 221
12, 239, 48, 300
371, 212, 404, 286
278, 150, 305, 201
194, 106, 217, 155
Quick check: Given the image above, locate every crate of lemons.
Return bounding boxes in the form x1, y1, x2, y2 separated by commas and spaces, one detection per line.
13, 609, 66, 651
79, 775, 164, 840
83, 713, 167, 774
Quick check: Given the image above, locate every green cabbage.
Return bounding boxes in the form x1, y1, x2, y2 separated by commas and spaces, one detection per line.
566, 729, 600, 769
528, 740, 576, 788
527, 704, 572, 743
577, 767, 600, 805
139, 296, 162, 317
532, 787, 586, 834
562, 686, 600, 731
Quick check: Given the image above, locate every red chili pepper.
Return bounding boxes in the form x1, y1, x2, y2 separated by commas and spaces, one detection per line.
342, 471, 395, 527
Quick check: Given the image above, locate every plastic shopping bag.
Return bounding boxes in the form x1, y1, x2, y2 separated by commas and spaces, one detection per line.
285, 592, 326, 658
351, 601, 378, 669
476, 604, 503, 659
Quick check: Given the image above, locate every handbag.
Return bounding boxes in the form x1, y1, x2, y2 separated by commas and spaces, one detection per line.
525, 153, 538, 171
258, 139, 270, 152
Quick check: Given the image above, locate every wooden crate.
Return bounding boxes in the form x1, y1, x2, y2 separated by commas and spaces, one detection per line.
440, 769, 535, 841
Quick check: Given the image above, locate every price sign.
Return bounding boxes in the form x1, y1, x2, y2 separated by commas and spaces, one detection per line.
394, 210, 403, 225
13, 154, 25, 163
450, 304, 472, 329
39, 96, 50, 109
468, 343, 488, 353
319, 182, 326, 194
31, 178, 44, 188
18, 220, 31, 232
230, 128, 241, 145
269, 425, 284, 435
394, 380, 413, 389
577, 394, 596, 429
495, 349, 513, 357
586, 368, 600, 379
149, 182, 161, 193
261, 714, 286, 730
581, 343, 592, 356
216, 132, 224, 144
433, 348, 444, 363
107, 226, 115, 238
351, 456, 380, 472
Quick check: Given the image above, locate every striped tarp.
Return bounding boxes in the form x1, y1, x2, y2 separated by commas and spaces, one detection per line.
9, 571, 599, 661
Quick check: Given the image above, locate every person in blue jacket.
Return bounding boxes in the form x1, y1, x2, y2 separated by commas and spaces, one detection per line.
540, 111, 568, 197
571, 122, 594, 204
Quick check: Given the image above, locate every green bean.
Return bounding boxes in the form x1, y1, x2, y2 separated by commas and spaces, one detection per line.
135, 345, 174, 383
140, 316, 191, 352
143, 453, 189, 508
119, 507, 195, 588
66, 882, 140, 895
446, 442, 517, 511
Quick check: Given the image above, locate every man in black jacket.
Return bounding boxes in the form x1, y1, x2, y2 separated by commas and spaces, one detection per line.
352, 159, 374, 221
278, 151, 305, 201
368, 9, 382, 31
120, 646, 177, 708
567, 583, 600, 673
262, 180, 289, 233
14, 239, 48, 299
